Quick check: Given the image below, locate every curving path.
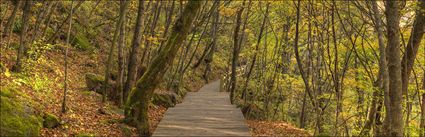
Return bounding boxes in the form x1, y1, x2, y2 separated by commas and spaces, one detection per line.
153, 81, 251, 136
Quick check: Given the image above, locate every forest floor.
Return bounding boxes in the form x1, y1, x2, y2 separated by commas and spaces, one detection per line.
1, 37, 309, 136
247, 120, 311, 137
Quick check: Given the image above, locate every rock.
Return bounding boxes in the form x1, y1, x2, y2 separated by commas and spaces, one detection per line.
85, 73, 104, 92
85, 73, 115, 95
0, 87, 43, 136
152, 91, 179, 107
85, 73, 113, 94
43, 113, 60, 128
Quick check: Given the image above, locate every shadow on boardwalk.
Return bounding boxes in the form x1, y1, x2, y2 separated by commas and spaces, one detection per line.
153, 81, 251, 136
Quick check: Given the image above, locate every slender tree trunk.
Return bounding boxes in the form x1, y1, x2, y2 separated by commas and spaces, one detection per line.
31, 1, 55, 42
62, 0, 74, 113
385, 1, 404, 136
3, 0, 20, 38
157, 0, 176, 52
360, 1, 389, 136
292, 0, 322, 134
12, 0, 31, 72
123, 0, 144, 101
47, 1, 84, 43
331, 2, 342, 136
420, 73, 425, 137
203, 0, 220, 83
401, 0, 425, 112
242, 2, 267, 101
124, 1, 201, 136
103, 0, 130, 103
192, 1, 220, 70
229, 3, 244, 104
0, 1, 9, 28
41, 2, 58, 40
117, 0, 128, 107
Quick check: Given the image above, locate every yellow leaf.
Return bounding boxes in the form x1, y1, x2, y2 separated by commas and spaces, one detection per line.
4, 68, 11, 77
35, 3, 43, 7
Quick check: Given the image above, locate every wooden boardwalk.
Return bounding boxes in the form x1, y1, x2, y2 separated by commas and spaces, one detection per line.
153, 81, 251, 136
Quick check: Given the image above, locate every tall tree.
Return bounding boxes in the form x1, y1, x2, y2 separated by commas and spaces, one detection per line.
12, 0, 31, 72
116, 0, 129, 106
3, 0, 20, 38
62, 0, 74, 113
229, 1, 245, 104
123, 0, 145, 101
102, 0, 130, 103
124, 1, 201, 135
401, 0, 425, 102
360, 1, 389, 136
31, 1, 55, 42
203, 0, 220, 83
421, 72, 425, 137
242, 1, 267, 101
384, 1, 404, 136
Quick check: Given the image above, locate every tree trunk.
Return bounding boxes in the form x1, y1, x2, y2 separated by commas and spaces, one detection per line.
12, 0, 31, 72
103, 0, 130, 103
40, 2, 58, 40
360, 1, 389, 136
47, 1, 84, 43
331, 2, 342, 136
123, 0, 144, 101
242, 1, 267, 101
420, 73, 425, 137
3, 0, 20, 38
31, 1, 55, 42
203, 0, 220, 83
385, 1, 404, 136
292, 0, 323, 134
401, 0, 425, 111
62, 0, 74, 113
229, 3, 244, 104
117, 0, 129, 107
124, 1, 201, 136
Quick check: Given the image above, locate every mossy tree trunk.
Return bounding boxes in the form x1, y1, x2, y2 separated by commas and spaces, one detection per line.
124, 1, 202, 136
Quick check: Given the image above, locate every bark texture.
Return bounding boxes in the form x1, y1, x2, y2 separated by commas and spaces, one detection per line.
124, 1, 202, 136
384, 1, 404, 136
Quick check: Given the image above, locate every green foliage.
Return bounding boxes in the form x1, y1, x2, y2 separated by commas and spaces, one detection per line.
27, 41, 57, 61
12, 18, 22, 33
72, 32, 92, 51
9, 42, 19, 50
72, 24, 93, 51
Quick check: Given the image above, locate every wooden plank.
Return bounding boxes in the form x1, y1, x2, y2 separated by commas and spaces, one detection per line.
153, 81, 251, 137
